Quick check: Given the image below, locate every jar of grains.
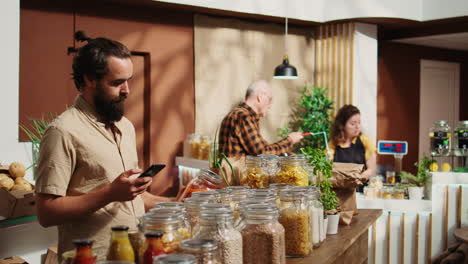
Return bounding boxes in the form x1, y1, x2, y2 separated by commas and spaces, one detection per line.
240, 204, 285, 264
274, 156, 309, 186
241, 156, 269, 189
183, 197, 215, 234
178, 239, 220, 264
278, 189, 311, 256
294, 186, 324, 248
194, 210, 243, 264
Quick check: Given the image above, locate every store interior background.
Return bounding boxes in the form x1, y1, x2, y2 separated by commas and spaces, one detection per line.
5, 0, 468, 196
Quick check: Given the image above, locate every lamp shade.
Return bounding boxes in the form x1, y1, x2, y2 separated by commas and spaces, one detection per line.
273, 55, 298, 79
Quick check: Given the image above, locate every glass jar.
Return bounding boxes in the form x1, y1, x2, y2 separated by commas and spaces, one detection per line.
198, 135, 211, 161
269, 183, 293, 207
185, 134, 201, 159
139, 213, 182, 256
296, 188, 323, 249
381, 187, 393, 199
72, 240, 96, 264
240, 205, 285, 264
149, 208, 191, 240
179, 239, 220, 264
140, 232, 165, 264
194, 210, 242, 264
278, 189, 310, 257
430, 120, 451, 156
191, 190, 221, 202
241, 156, 269, 189
153, 254, 197, 264
364, 186, 379, 199
274, 156, 309, 186
180, 169, 224, 200
184, 197, 215, 233
386, 171, 396, 184
393, 188, 406, 199
225, 187, 250, 221
235, 200, 275, 230
246, 189, 277, 204
106, 225, 135, 262
258, 154, 280, 183
454, 121, 468, 156
368, 175, 384, 188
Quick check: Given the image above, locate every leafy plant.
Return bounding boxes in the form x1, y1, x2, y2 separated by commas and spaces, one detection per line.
279, 86, 334, 151
210, 127, 238, 186
301, 146, 339, 214
19, 113, 56, 170
399, 157, 433, 187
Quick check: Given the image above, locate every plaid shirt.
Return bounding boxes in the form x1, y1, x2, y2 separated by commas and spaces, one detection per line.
219, 103, 293, 157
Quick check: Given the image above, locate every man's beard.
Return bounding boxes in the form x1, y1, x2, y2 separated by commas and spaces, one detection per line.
93, 84, 127, 124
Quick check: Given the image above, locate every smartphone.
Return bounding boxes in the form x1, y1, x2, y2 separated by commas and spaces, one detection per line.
138, 164, 166, 178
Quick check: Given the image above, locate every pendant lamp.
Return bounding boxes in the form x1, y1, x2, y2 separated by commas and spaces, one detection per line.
273, 17, 298, 79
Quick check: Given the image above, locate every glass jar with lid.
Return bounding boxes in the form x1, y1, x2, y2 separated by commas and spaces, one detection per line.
178, 239, 220, 264
184, 133, 201, 159
381, 186, 394, 199
295, 187, 323, 249
454, 120, 468, 156
258, 154, 280, 183
139, 212, 183, 256
241, 156, 269, 189
71, 239, 97, 264
198, 135, 211, 160
153, 254, 197, 264
180, 169, 224, 200
269, 183, 293, 207
184, 197, 215, 233
240, 204, 285, 264
393, 187, 405, 199
278, 189, 311, 257
149, 207, 191, 240
274, 156, 309, 186
430, 120, 451, 156
246, 189, 277, 204
194, 210, 243, 264
235, 200, 275, 230
225, 186, 250, 220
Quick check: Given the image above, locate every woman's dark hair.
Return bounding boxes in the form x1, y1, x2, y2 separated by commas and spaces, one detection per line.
330, 104, 361, 146
72, 37, 131, 90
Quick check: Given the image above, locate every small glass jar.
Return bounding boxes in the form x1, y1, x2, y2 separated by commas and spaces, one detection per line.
386, 171, 396, 184
241, 156, 269, 189
274, 156, 309, 186
258, 154, 280, 183
430, 120, 451, 156
240, 205, 285, 264
106, 225, 135, 262
368, 175, 384, 188
179, 239, 220, 264
454, 121, 468, 156
180, 169, 224, 200
140, 232, 164, 264
194, 211, 243, 264
184, 197, 215, 233
139, 213, 183, 256
364, 186, 378, 199
71, 240, 97, 264
278, 189, 310, 256
381, 187, 394, 199
153, 254, 197, 264
198, 135, 211, 161
185, 134, 201, 159
393, 188, 406, 199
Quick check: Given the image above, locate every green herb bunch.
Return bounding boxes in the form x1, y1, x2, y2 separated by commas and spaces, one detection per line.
210, 127, 237, 186
301, 146, 339, 214
399, 157, 433, 187
278, 86, 334, 151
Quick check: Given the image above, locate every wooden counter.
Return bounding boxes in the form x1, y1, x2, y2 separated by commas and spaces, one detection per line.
287, 209, 382, 264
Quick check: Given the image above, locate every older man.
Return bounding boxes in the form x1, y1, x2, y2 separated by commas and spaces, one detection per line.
219, 80, 303, 157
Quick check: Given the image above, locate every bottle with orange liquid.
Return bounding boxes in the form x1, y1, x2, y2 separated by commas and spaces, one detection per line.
72, 240, 96, 264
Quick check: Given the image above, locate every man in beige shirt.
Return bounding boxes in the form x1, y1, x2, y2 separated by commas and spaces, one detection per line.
35, 37, 169, 261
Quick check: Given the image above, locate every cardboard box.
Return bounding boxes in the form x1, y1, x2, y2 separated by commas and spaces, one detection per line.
0, 256, 29, 264
0, 165, 36, 219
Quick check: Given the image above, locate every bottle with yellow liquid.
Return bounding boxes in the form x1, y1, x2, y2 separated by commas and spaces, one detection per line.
106, 225, 135, 262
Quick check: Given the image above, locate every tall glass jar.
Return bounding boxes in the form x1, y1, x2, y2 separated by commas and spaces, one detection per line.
139, 213, 182, 256
198, 135, 211, 160
235, 200, 275, 230
225, 187, 250, 221
184, 197, 215, 233
72, 240, 96, 264
258, 154, 280, 183
295, 187, 324, 248
180, 169, 224, 200
106, 225, 135, 262
179, 239, 220, 264
240, 205, 285, 264
149, 208, 191, 240
278, 189, 310, 257
454, 121, 468, 156
184, 134, 200, 159
153, 254, 197, 264
194, 211, 243, 264
241, 156, 269, 189
274, 156, 309, 186
430, 120, 451, 156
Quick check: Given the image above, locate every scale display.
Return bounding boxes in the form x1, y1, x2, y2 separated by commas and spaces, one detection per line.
377, 140, 408, 155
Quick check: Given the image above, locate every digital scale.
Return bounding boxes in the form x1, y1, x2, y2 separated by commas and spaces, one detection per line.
377, 140, 408, 177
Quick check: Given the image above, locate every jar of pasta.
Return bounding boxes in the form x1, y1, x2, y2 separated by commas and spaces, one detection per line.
198, 135, 211, 161
274, 156, 309, 186
139, 213, 183, 257
241, 156, 269, 189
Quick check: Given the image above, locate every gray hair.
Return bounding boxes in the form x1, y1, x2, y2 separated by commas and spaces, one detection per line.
245, 80, 269, 100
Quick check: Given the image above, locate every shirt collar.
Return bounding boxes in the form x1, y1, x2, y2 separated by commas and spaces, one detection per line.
239, 102, 260, 122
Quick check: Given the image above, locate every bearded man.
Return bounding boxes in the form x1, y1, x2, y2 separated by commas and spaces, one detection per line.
34, 37, 169, 261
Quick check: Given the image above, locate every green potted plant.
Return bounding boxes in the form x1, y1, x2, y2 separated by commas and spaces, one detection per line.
301, 146, 340, 235
209, 127, 237, 186
399, 157, 433, 200
278, 86, 333, 152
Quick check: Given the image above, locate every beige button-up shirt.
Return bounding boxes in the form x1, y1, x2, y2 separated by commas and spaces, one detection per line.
35, 95, 145, 261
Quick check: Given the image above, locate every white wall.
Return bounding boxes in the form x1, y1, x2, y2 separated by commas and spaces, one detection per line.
423, 0, 468, 21
353, 23, 378, 144
0, 0, 34, 183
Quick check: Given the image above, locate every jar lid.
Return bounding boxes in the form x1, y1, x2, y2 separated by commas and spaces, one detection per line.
269, 183, 293, 189
434, 120, 448, 126
279, 189, 308, 199
191, 190, 221, 199
200, 210, 234, 221
258, 154, 279, 160
244, 204, 279, 220
142, 213, 180, 224
180, 239, 218, 253
111, 225, 129, 231
226, 186, 251, 192
154, 201, 185, 209
198, 169, 223, 184
144, 232, 163, 238
183, 197, 214, 210
200, 203, 230, 211
72, 239, 94, 246
148, 208, 184, 216
153, 253, 197, 264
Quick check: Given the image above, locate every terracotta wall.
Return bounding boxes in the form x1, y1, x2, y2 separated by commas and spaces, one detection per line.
378, 41, 468, 173
20, 1, 194, 196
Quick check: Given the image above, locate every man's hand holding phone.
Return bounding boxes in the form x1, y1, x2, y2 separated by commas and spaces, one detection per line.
107, 168, 153, 202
